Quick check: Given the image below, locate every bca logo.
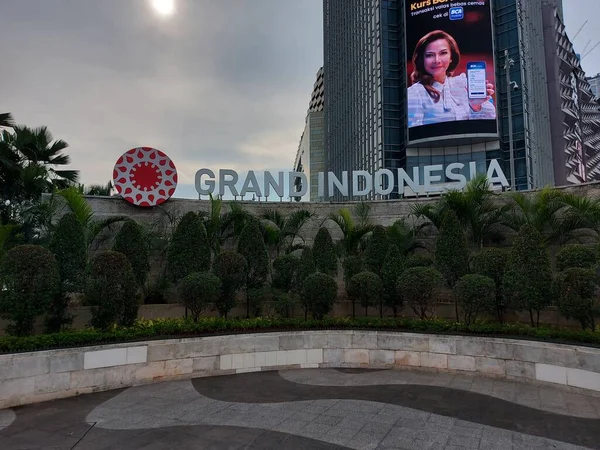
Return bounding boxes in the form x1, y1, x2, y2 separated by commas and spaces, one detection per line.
450, 7, 464, 20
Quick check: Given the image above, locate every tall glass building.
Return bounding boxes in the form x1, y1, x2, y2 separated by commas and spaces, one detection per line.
323, 0, 564, 199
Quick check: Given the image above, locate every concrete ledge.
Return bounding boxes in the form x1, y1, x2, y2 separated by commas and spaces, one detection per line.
2, 331, 600, 409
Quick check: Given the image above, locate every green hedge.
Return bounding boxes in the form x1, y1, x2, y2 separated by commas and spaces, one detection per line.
2, 316, 600, 354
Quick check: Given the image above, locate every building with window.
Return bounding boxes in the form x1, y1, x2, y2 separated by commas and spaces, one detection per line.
293, 67, 325, 201
322, 0, 569, 200
587, 74, 600, 98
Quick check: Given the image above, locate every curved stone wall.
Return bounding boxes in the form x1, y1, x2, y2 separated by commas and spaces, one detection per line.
2, 330, 600, 409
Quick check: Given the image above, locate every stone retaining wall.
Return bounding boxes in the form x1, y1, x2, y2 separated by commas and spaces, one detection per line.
2, 331, 600, 409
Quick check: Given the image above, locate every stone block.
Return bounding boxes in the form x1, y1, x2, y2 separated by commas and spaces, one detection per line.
301, 363, 320, 369
457, 340, 513, 359
370, 350, 395, 365
264, 351, 278, 366
567, 368, 600, 391
286, 350, 307, 365
193, 356, 219, 372
231, 353, 245, 370
311, 332, 352, 349
1, 355, 49, 380
306, 349, 323, 364
220, 354, 232, 371
280, 334, 309, 350
70, 368, 105, 389
0, 377, 34, 400
146, 344, 182, 362
430, 337, 456, 355
542, 347, 578, 367
254, 335, 280, 352
50, 352, 83, 373
475, 357, 506, 376
34, 372, 70, 395
243, 353, 255, 369
236, 368, 261, 374
323, 349, 344, 365
535, 363, 567, 385
575, 350, 600, 373
104, 366, 136, 389
84, 348, 127, 370
352, 332, 378, 349
345, 349, 370, 365
164, 359, 193, 376
253, 352, 267, 368
421, 352, 448, 369
218, 336, 256, 354
134, 362, 166, 382
395, 351, 421, 367
448, 355, 476, 372
505, 361, 535, 379
126, 346, 147, 364
276, 350, 287, 366
512, 343, 545, 363
378, 334, 429, 352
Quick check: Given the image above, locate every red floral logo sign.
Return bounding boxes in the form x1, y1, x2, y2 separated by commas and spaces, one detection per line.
113, 147, 178, 207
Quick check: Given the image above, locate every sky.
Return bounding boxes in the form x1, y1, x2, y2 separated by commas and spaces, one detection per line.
0, 0, 598, 200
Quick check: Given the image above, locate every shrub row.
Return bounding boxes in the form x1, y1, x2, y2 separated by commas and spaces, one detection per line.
2, 317, 600, 354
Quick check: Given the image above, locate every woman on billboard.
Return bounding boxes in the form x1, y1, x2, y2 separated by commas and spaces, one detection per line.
407, 30, 496, 128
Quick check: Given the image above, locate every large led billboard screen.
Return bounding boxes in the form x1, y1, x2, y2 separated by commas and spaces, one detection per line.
405, 0, 498, 143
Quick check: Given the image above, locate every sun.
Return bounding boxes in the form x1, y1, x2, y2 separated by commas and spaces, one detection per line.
150, 0, 175, 17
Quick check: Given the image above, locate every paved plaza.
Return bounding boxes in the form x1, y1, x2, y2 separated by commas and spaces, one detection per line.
1, 368, 600, 449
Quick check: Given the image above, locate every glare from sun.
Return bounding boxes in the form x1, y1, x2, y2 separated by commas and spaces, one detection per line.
151, 0, 175, 17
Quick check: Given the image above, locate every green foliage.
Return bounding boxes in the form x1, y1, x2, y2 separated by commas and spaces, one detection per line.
0, 245, 60, 336
364, 225, 389, 278
302, 272, 338, 320
49, 213, 86, 291
313, 227, 338, 276
556, 245, 597, 271
167, 212, 211, 283
348, 271, 383, 317
178, 272, 222, 322
113, 220, 150, 287
555, 268, 599, 330
398, 267, 446, 319
405, 254, 434, 268
296, 247, 316, 292
503, 225, 553, 327
212, 251, 247, 318
7, 316, 600, 354
470, 248, 510, 323
435, 210, 470, 288
343, 255, 363, 289
272, 289, 296, 319
85, 251, 139, 330
272, 254, 300, 292
382, 245, 404, 317
453, 274, 496, 325
327, 203, 374, 256
237, 219, 270, 317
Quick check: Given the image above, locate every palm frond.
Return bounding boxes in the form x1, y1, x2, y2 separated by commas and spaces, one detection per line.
57, 187, 93, 227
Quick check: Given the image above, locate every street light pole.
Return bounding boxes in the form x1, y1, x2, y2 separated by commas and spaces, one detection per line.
504, 49, 516, 191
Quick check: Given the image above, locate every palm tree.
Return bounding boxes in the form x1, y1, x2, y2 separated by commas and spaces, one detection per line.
411, 174, 508, 248
261, 208, 314, 257
326, 201, 375, 256
387, 218, 426, 256
198, 194, 251, 255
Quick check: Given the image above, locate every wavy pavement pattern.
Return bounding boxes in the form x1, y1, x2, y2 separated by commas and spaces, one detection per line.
0, 410, 16, 431
279, 368, 600, 419
87, 378, 592, 450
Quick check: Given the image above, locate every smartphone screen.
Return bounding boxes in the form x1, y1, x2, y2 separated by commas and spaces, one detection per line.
467, 62, 487, 99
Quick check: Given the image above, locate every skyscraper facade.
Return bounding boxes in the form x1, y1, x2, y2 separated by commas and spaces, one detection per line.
322, 0, 572, 200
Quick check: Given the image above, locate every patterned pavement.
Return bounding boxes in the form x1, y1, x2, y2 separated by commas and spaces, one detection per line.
1, 368, 600, 449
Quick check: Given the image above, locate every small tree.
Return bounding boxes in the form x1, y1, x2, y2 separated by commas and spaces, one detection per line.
237, 219, 269, 317
0, 245, 60, 336
405, 254, 434, 268
503, 225, 552, 327
296, 247, 317, 319
178, 272, 222, 322
272, 254, 300, 292
397, 267, 445, 319
313, 227, 338, 276
348, 271, 383, 317
301, 272, 338, 320
453, 274, 496, 325
212, 251, 247, 319
113, 220, 150, 287
382, 245, 404, 317
85, 251, 139, 330
435, 210, 470, 320
48, 213, 85, 332
555, 268, 599, 330
167, 212, 211, 282
471, 248, 510, 323
556, 245, 597, 271
343, 255, 363, 317
364, 225, 389, 279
